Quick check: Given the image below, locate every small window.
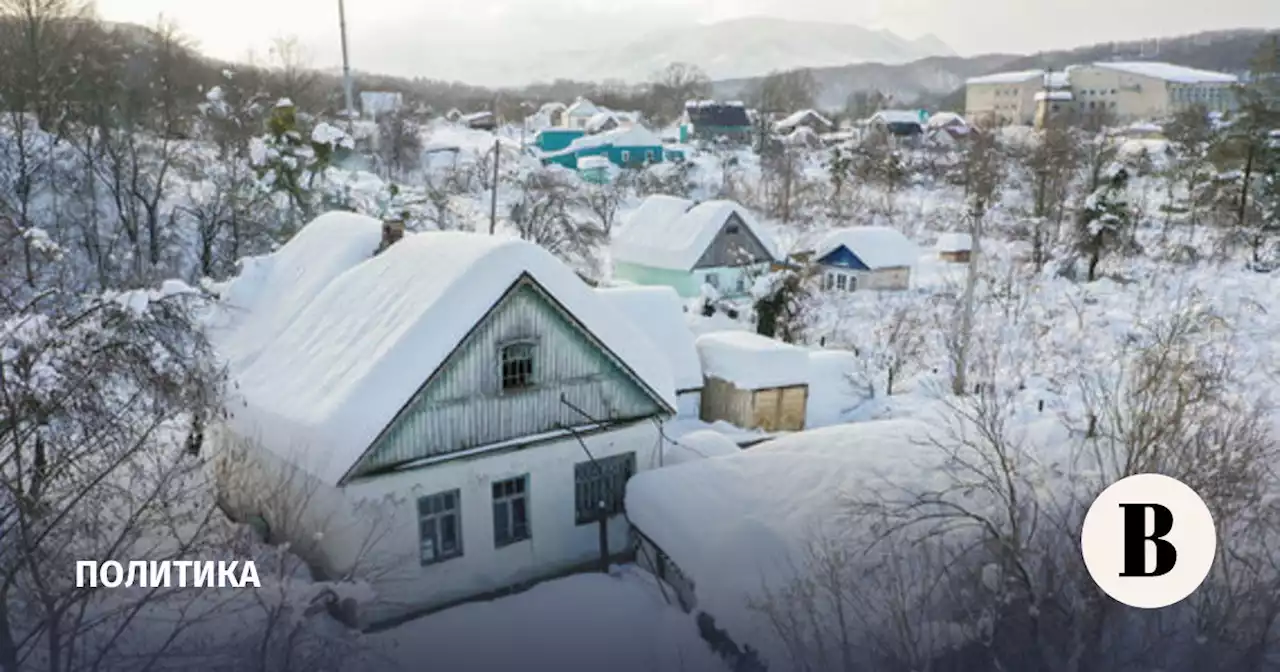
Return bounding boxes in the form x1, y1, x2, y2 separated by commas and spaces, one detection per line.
645, 150, 655, 162
500, 341, 535, 391
705, 273, 720, 289
492, 476, 530, 547
574, 453, 635, 525
725, 224, 740, 234
1110, 101, 1117, 109
418, 490, 463, 565
847, 275, 858, 292
620, 150, 631, 162
836, 275, 847, 290
824, 273, 835, 290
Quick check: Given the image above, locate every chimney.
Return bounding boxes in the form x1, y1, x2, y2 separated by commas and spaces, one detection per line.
377, 219, 405, 254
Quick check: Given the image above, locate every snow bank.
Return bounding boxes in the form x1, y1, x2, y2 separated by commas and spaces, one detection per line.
612, 196, 777, 271
368, 565, 726, 672
664, 429, 740, 466
805, 349, 863, 427
696, 331, 808, 389
220, 215, 676, 484
594, 285, 703, 393
626, 417, 1069, 671
1093, 61, 1237, 84
936, 232, 973, 252
814, 226, 920, 269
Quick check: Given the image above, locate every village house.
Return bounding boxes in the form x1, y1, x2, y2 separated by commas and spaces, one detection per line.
539, 125, 667, 171
211, 212, 678, 627
461, 111, 497, 131
869, 110, 925, 139
564, 97, 603, 130
611, 195, 779, 299
810, 226, 920, 292
681, 100, 753, 143
695, 332, 809, 432
773, 109, 834, 135
937, 232, 974, 263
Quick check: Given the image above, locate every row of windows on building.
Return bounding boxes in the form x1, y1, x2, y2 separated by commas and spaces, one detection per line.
416, 452, 637, 565
822, 272, 860, 292
1171, 86, 1231, 104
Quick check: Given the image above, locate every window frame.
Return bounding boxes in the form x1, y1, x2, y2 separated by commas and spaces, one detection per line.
847, 274, 858, 292
574, 452, 636, 525
492, 475, 531, 548
704, 272, 720, 289
836, 274, 848, 290
824, 273, 835, 291
418, 489, 464, 566
498, 339, 538, 393
620, 150, 631, 163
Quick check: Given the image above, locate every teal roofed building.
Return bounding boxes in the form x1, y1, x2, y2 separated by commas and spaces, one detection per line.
535, 128, 586, 153
540, 126, 667, 171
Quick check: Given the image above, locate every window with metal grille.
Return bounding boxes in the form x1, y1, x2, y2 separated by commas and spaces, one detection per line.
418, 489, 462, 565
492, 476, 530, 547
574, 452, 636, 525
500, 342, 535, 391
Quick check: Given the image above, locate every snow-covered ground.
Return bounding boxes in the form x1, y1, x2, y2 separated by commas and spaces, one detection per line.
364, 565, 728, 672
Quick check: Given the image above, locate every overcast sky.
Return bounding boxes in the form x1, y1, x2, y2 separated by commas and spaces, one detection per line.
98, 0, 1280, 74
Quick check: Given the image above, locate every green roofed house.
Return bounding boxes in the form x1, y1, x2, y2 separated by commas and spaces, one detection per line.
611, 195, 779, 299
682, 100, 752, 144
534, 127, 586, 153
540, 125, 666, 171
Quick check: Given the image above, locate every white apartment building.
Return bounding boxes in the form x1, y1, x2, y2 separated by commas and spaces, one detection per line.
965, 61, 1239, 126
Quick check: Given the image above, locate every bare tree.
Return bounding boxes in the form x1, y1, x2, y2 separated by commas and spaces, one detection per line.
952, 121, 1005, 396
509, 168, 605, 268
376, 109, 423, 180
648, 62, 712, 126
750, 69, 820, 119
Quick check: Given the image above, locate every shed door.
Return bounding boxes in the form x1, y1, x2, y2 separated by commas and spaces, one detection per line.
778, 386, 808, 431
753, 388, 781, 432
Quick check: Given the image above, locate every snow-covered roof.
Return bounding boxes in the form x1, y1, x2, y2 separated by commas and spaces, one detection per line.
217, 213, 676, 485
461, 111, 494, 122
544, 125, 663, 158
585, 111, 619, 133
925, 112, 968, 129
774, 109, 831, 132
594, 285, 703, 393
870, 109, 923, 126
965, 69, 1044, 85
611, 196, 777, 272
936, 232, 973, 252
1034, 90, 1074, 101
695, 331, 808, 389
664, 429, 740, 466
566, 97, 601, 118
1092, 61, 1237, 84
814, 226, 920, 270
539, 101, 567, 113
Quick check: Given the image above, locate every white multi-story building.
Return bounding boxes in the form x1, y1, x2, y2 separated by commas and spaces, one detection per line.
965, 61, 1239, 126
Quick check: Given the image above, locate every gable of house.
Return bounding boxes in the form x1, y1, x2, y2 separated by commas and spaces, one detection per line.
692, 212, 776, 269
817, 245, 871, 271
347, 275, 668, 479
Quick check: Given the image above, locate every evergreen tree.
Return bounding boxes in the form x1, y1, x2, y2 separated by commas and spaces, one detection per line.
1077, 166, 1133, 281
249, 99, 351, 234
1216, 37, 1280, 262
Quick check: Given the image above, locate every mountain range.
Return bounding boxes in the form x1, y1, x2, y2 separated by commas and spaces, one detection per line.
382, 17, 955, 88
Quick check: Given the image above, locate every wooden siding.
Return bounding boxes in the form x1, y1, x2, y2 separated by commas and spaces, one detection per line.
693, 212, 774, 269
702, 375, 808, 431
352, 280, 665, 475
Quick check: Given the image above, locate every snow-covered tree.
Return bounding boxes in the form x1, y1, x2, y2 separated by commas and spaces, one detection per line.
1076, 165, 1133, 281
249, 100, 351, 235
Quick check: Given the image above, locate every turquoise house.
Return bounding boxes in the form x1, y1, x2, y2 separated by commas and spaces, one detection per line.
610, 195, 778, 299
535, 128, 586, 153
540, 126, 666, 171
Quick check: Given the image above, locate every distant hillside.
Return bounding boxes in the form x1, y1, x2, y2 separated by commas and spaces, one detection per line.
715, 28, 1280, 114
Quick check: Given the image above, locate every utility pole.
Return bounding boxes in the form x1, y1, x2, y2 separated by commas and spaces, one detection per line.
337, 0, 355, 121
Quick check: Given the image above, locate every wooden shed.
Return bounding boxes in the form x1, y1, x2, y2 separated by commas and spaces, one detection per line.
937, 232, 973, 263
695, 332, 809, 432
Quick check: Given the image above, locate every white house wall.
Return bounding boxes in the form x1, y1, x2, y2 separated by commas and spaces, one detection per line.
676, 390, 702, 418
292, 420, 664, 626
821, 267, 911, 292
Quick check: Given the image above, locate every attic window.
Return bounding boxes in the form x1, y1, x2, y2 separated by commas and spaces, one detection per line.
500, 342, 536, 391
726, 224, 740, 235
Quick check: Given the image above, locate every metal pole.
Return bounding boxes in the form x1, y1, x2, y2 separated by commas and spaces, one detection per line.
489, 138, 500, 235
338, 0, 355, 119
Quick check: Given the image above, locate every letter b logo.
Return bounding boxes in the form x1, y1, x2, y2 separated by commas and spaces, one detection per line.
1081, 474, 1216, 609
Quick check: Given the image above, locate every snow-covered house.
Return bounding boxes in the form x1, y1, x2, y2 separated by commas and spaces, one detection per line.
695, 332, 809, 432
682, 101, 752, 144
461, 111, 497, 131
211, 212, 677, 627
810, 227, 920, 292
540, 126, 667, 171
937, 232, 974, 263
774, 109, 834, 135
595, 285, 703, 418
611, 196, 779, 299
585, 112, 621, 134
925, 112, 971, 144
869, 110, 925, 138
564, 98, 602, 130
535, 101, 568, 128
